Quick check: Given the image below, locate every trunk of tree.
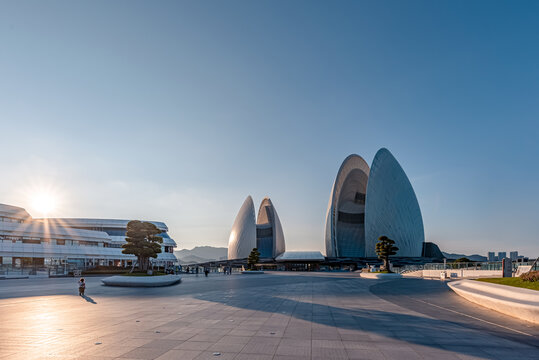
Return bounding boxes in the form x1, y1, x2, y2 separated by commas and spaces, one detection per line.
383, 256, 389, 271
137, 256, 144, 271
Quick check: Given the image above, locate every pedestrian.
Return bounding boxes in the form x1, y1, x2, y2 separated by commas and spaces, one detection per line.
204, 268, 209, 277
186, 266, 190, 274
78, 278, 86, 296
195, 267, 199, 275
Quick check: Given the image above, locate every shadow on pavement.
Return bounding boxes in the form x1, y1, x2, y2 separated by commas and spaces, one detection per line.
82, 295, 97, 304
191, 278, 538, 359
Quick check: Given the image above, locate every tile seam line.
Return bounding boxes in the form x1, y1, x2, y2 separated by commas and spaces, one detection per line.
411, 297, 533, 338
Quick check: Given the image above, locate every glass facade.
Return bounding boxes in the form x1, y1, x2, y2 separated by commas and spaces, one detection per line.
257, 237, 273, 258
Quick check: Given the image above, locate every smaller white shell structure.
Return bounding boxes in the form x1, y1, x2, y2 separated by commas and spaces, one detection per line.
256, 197, 286, 258
227, 196, 257, 260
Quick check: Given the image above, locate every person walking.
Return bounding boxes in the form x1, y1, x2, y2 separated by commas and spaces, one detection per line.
204, 268, 209, 277
78, 278, 86, 296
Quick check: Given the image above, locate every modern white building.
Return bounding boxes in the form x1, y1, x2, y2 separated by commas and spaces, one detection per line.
325, 148, 424, 258
324, 154, 370, 258
228, 196, 286, 260
227, 196, 257, 260
256, 197, 286, 259
364, 148, 424, 257
0, 203, 177, 271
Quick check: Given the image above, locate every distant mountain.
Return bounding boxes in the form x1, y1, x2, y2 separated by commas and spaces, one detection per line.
442, 252, 487, 262
175, 246, 227, 264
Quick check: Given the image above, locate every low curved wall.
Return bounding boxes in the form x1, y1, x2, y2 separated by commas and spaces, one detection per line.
360, 272, 402, 279
448, 280, 539, 324
102, 275, 181, 287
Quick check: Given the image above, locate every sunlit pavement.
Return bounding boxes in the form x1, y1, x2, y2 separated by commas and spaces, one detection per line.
0, 272, 538, 360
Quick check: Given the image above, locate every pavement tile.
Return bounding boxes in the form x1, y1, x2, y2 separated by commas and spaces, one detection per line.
346, 348, 386, 359
312, 346, 349, 360
208, 343, 245, 352
119, 347, 170, 359
233, 354, 273, 360
174, 341, 214, 351
154, 349, 202, 360
193, 351, 237, 360
275, 344, 311, 357
240, 342, 278, 355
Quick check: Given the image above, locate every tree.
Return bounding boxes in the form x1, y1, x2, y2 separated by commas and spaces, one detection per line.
247, 248, 260, 270
375, 236, 399, 272
122, 220, 163, 272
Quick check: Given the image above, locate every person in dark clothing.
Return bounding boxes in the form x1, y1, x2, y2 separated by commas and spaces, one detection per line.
204, 268, 209, 277
78, 278, 86, 296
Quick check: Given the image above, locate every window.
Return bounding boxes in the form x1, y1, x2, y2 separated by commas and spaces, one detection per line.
257, 227, 273, 238
56, 239, 65, 245
22, 239, 41, 245
79, 241, 98, 247
338, 211, 365, 224
354, 192, 366, 204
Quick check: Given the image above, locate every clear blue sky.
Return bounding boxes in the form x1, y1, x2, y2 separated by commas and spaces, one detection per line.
1, 1, 538, 257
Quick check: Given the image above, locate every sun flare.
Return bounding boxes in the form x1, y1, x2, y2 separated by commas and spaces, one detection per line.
31, 192, 57, 216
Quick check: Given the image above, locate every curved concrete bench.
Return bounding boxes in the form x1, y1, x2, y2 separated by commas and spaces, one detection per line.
101, 275, 181, 287
360, 272, 402, 279
241, 271, 264, 274
448, 279, 539, 324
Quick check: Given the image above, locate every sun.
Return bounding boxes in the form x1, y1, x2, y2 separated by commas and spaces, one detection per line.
31, 192, 57, 216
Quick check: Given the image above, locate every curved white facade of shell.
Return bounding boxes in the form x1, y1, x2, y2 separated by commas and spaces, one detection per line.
325, 154, 370, 257
227, 196, 286, 260
227, 196, 256, 260
364, 148, 424, 257
256, 197, 285, 259
325, 149, 424, 258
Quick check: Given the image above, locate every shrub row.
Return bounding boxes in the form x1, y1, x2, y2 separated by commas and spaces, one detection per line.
520, 270, 539, 282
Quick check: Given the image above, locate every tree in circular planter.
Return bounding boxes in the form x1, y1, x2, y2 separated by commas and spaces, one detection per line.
247, 248, 260, 270
375, 236, 399, 272
122, 220, 163, 272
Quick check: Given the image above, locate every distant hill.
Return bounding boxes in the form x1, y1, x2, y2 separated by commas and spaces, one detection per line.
175, 246, 227, 264
442, 252, 487, 262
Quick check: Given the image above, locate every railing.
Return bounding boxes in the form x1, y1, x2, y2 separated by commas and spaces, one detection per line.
397, 260, 538, 277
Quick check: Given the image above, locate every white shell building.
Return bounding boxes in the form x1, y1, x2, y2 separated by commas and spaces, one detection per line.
325, 148, 424, 258
227, 196, 257, 260
228, 196, 286, 260
256, 197, 286, 259
325, 154, 370, 257
364, 148, 424, 257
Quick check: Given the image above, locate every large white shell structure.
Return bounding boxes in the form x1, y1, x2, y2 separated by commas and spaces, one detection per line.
364, 148, 424, 257
324, 154, 370, 258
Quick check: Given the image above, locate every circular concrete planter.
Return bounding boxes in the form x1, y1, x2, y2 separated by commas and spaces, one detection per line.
241, 270, 264, 274
101, 275, 181, 287
360, 272, 402, 279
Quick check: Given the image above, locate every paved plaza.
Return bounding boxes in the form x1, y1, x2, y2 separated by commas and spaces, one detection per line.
0, 272, 538, 360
